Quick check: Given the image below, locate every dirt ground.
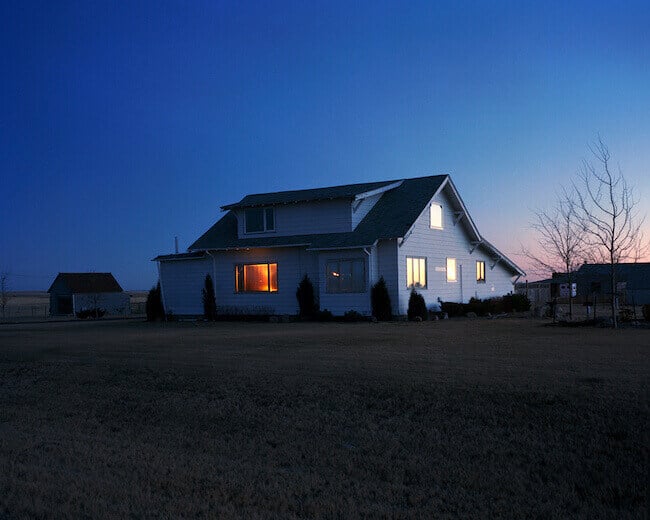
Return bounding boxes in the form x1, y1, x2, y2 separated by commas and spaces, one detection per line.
0, 319, 647, 518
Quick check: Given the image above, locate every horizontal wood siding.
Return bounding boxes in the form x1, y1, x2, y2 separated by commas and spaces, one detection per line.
211, 247, 318, 315
161, 249, 319, 316
160, 258, 213, 315
73, 293, 131, 315
318, 249, 371, 316
396, 188, 516, 314
352, 193, 382, 229
236, 200, 352, 238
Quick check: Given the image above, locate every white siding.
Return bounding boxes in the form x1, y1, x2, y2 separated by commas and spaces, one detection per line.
396, 188, 516, 314
160, 249, 320, 316
73, 293, 130, 316
352, 193, 383, 229
160, 258, 213, 315
236, 200, 352, 238
211, 247, 318, 315
318, 249, 371, 316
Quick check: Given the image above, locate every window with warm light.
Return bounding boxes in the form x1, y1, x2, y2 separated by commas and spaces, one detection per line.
406, 257, 427, 289
430, 203, 443, 229
326, 259, 365, 293
245, 208, 275, 233
235, 263, 278, 292
476, 261, 486, 283
446, 258, 457, 282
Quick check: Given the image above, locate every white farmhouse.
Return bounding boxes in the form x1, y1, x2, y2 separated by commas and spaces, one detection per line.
154, 175, 524, 317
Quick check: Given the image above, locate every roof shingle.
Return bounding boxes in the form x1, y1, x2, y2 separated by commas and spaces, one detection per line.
48, 273, 123, 294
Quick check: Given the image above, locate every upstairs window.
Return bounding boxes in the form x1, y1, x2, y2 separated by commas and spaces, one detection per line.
235, 263, 278, 292
446, 258, 457, 282
430, 203, 443, 229
407, 257, 427, 289
476, 261, 486, 283
326, 259, 365, 293
245, 208, 275, 233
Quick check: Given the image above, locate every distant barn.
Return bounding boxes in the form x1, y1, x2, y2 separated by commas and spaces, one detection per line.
47, 273, 130, 316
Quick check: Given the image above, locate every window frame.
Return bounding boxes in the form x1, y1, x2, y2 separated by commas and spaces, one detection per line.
429, 203, 443, 229
476, 260, 486, 283
446, 257, 457, 283
244, 207, 275, 234
406, 256, 427, 289
325, 258, 366, 294
234, 262, 278, 293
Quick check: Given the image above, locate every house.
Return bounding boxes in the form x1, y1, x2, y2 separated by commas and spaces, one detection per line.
153, 175, 524, 317
516, 262, 650, 307
48, 273, 130, 316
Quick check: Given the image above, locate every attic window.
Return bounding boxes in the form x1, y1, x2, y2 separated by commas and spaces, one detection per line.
245, 208, 275, 233
430, 204, 443, 229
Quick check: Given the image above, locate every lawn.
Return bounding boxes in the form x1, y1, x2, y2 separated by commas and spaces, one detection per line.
0, 319, 647, 518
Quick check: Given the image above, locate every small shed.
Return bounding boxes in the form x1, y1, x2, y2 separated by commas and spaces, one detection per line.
47, 273, 130, 316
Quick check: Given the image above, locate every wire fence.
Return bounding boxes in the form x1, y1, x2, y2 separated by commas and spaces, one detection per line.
0, 301, 147, 322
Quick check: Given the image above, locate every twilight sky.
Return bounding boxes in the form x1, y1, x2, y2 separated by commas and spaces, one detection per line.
1, 0, 649, 290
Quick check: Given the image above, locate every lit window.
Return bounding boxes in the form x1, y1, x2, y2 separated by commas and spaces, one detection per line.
476, 261, 485, 283
235, 263, 278, 292
446, 258, 457, 282
326, 259, 365, 293
430, 204, 443, 229
245, 208, 275, 233
407, 257, 427, 289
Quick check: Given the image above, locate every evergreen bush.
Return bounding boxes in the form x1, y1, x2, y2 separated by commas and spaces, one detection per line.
371, 277, 392, 321
407, 289, 428, 321
146, 282, 165, 321
296, 274, 318, 319
642, 304, 650, 321
343, 310, 366, 322
202, 274, 217, 321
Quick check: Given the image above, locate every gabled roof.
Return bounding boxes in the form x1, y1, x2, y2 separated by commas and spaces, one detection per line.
47, 273, 123, 294
177, 174, 524, 276
222, 180, 399, 210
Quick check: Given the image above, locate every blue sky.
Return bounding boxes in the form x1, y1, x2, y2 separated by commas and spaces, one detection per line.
1, 0, 649, 290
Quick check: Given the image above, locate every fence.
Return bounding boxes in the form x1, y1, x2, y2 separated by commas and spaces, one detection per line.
1, 305, 49, 320
0, 299, 147, 322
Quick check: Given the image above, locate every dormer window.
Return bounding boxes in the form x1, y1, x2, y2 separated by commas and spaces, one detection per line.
245, 208, 275, 233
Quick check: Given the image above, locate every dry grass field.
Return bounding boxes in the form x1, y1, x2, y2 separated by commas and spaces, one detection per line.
0, 319, 647, 518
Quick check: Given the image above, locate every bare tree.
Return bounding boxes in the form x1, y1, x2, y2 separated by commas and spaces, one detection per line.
0, 272, 10, 320
523, 188, 586, 319
573, 137, 646, 328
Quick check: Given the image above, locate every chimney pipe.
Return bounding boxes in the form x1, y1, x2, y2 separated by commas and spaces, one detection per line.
174, 236, 179, 254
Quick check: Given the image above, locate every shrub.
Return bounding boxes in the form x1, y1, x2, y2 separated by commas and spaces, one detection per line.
146, 282, 165, 321
502, 293, 531, 312
407, 289, 427, 321
314, 309, 334, 322
642, 304, 650, 321
296, 275, 318, 319
371, 277, 392, 321
202, 274, 217, 321
441, 301, 465, 317
343, 310, 366, 322
76, 308, 105, 319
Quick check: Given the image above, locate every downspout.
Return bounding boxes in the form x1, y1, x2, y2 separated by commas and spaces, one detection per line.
363, 247, 372, 316
206, 250, 218, 310
157, 261, 167, 320
459, 263, 463, 303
